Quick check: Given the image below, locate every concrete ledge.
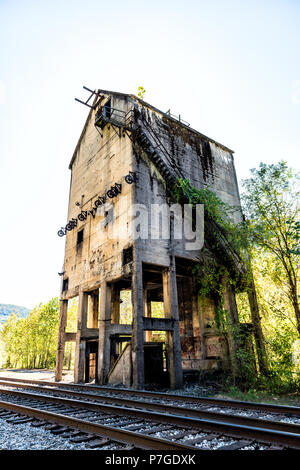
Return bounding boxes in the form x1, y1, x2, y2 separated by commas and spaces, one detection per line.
108, 324, 132, 335
65, 332, 76, 342
143, 317, 175, 331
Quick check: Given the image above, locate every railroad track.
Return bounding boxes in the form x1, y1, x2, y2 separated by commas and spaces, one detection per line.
0, 376, 299, 450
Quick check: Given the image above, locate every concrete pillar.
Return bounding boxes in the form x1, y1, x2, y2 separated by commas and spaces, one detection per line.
97, 281, 111, 384
55, 299, 68, 382
88, 289, 99, 329
162, 256, 183, 389
131, 259, 145, 389
247, 279, 268, 375
223, 280, 240, 380
74, 291, 88, 383
144, 290, 152, 342
197, 294, 207, 361
192, 290, 201, 360
224, 282, 239, 324
111, 284, 120, 324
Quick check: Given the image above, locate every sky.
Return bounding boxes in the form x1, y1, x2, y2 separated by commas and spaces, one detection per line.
0, 0, 299, 309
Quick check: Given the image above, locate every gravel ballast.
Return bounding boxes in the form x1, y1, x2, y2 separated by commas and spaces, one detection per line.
0, 419, 89, 450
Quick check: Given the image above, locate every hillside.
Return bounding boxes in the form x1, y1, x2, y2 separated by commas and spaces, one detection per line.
0, 304, 30, 325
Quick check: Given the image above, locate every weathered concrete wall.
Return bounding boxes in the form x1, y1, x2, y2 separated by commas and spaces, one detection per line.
108, 342, 131, 387
135, 102, 242, 213
62, 95, 135, 298
130, 101, 243, 267
63, 93, 243, 298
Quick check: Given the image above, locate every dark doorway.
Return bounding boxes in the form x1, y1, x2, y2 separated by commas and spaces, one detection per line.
144, 342, 165, 385
103, 99, 111, 119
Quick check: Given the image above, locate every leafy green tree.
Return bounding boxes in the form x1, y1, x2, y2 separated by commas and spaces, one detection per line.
248, 248, 299, 390
65, 297, 78, 332
64, 298, 78, 369
242, 161, 300, 335
0, 298, 60, 369
120, 290, 132, 324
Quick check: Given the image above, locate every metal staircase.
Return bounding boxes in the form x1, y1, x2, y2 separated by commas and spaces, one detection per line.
94, 104, 247, 281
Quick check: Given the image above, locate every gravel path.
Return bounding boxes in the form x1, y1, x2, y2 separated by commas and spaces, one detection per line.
0, 369, 73, 383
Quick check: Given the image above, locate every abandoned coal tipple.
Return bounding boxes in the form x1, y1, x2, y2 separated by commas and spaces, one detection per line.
55, 88, 264, 390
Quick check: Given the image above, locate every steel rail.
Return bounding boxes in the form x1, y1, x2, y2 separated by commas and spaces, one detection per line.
0, 387, 299, 449
0, 399, 194, 450
0, 380, 299, 435
0, 375, 299, 417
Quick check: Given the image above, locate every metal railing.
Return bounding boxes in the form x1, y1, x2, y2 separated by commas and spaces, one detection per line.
95, 105, 135, 131
165, 109, 190, 127
95, 105, 125, 129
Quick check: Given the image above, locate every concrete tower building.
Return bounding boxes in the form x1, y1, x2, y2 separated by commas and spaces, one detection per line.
55, 88, 263, 389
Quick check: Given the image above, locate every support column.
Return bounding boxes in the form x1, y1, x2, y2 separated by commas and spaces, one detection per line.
144, 290, 152, 342
88, 290, 99, 329
162, 256, 183, 389
74, 291, 88, 383
55, 299, 68, 382
197, 292, 207, 361
97, 281, 111, 384
247, 278, 268, 375
223, 279, 240, 381
192, 290, 201, 360
131, 259, 145, 389
224, 282, 239, 323
111, 284, 120, 324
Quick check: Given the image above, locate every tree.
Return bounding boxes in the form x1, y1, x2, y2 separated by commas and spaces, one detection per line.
242, 161, 300, 335
137, 86, 146, 100
0, 298, 60, 369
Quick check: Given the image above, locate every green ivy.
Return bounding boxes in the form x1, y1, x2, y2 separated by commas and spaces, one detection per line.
171, 178, 261, 386
174, 178, 249, 254
192, 257, 225, 298
173, 178, 233, 223
172, 178, 250, 296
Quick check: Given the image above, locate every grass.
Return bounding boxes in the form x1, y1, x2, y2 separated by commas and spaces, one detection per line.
214, 385, 300, 406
